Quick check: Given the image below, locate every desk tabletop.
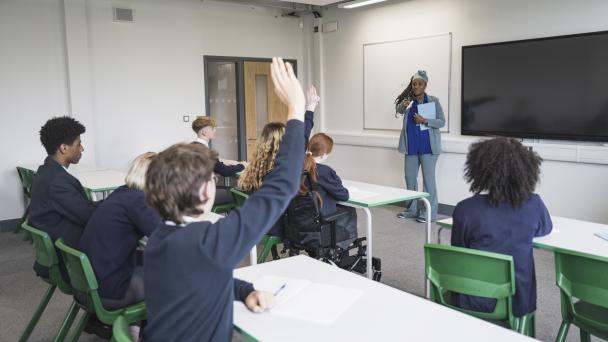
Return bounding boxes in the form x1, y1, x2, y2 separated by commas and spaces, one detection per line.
233, 255, 533, 342
72, 169, 126, 192
341, 179, 429, 208
437, 216, 608, 258
19, 163, 107, 173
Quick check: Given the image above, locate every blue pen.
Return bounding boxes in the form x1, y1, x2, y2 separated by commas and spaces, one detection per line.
273, 284, 287, 297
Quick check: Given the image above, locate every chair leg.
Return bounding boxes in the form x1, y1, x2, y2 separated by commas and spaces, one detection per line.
556, 321, 570, 342
257, 238, 274, 264
53, 301, 80, 342
68, 312, 90, 342
270, 245, 280, 260
579, 329, 591, 342
19, 284, 56, 342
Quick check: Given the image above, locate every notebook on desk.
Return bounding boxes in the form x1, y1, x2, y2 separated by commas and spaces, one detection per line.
253, 275, 363, 325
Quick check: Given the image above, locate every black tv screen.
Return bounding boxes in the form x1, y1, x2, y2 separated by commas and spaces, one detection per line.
462, 31, 608, 142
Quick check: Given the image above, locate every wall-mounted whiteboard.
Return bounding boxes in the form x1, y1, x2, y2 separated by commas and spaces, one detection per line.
363, 33, 451, 132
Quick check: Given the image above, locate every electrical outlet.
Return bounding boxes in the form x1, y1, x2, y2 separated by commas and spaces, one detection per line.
183, 115, 190, 122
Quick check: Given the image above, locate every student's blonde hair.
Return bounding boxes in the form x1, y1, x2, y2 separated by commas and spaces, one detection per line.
238, 122, 285, 191
125, 152, 157, 190
191, 116, 216, 134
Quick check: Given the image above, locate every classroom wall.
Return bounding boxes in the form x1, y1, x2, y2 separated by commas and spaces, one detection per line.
317, 0, 608, 223
0, 0, 306, 221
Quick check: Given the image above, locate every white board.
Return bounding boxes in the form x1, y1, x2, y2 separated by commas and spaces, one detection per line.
363, 33, 451, 132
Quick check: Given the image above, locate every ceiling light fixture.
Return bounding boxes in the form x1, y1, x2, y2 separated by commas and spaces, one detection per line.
338, 0, 388, 9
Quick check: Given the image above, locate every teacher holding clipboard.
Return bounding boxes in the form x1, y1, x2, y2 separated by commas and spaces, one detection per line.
395, 70, 445, 222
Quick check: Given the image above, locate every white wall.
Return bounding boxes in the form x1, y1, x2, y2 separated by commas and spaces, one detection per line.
0, 0, 306, 221
0, 0, 70, 220
317, 0, 608, 223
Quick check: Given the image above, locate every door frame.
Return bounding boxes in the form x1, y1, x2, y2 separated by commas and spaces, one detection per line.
203, 56, 297, 160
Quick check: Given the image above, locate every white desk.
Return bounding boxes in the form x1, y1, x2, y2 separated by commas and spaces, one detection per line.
437, 216, 608, 258
233, 255, 534, 342
19, 164, 126, 200
340, 180, 430, 287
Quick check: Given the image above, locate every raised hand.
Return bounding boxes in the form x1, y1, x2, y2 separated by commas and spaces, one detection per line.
270, 57, 305, 122
305, 85, 321, 112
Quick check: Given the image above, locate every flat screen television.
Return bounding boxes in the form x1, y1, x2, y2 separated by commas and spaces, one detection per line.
461, 30, 608, 142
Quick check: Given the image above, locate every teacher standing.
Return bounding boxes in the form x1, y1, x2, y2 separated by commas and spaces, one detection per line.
395, 70, 445, 222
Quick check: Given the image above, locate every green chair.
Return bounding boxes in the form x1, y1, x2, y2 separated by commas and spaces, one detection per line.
54, 238, 146, 342
16, 167, 35, 232
554, 249, 608, 342
424, 243, 535, 337
110, 315, 130, 342
230, 188, 282, 263
212, 202, 235, 215
20, 222, 81, 342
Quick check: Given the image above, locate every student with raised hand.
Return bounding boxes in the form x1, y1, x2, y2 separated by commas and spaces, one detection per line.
78, 152, 160, 310
143, 57, 306, 342
29, 116, 97, 278
236, 85, 319, 236
450, 137, 552, 318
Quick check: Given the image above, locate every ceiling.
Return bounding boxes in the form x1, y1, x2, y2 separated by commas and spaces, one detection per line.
279, 0, 339, 5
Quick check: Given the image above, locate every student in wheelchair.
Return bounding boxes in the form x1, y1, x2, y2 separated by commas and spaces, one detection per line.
282, 133, 381, 281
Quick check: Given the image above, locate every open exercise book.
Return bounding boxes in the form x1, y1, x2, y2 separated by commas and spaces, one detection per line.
252, 275, 363, 325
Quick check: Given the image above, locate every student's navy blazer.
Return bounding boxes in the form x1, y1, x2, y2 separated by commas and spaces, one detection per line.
316, 163, 349, 217
28, 156, 97, 276
78, 185, 161, 300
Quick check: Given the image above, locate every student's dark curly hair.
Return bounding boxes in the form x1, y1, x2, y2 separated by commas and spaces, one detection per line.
39, 116, 86, 155
464, 138, 542, 207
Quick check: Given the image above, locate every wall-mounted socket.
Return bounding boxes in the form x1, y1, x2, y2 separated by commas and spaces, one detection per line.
183, 115, 190, 122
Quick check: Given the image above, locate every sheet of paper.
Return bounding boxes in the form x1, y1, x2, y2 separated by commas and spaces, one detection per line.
253, 275, 363, 325
417, 102, 436, 131
345, 185, 378, 200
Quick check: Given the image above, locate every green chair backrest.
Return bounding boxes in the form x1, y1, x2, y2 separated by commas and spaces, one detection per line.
230, 188, 250, 207
554, 249, 608, 315
21, 222, 72, 294
55, 238, 121, 322
111, 315, 131, 342
424, 243, 516, 322
16, 167, 35, 197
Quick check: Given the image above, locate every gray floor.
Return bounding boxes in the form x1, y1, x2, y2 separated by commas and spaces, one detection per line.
0, 206, 600, 341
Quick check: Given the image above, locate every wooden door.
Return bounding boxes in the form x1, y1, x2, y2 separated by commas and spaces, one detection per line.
244, 61, 288, 160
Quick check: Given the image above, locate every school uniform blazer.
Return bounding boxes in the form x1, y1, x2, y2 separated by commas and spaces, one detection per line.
78, 185, 161, 300
28, 157, 97, 276
191, 141, 245, 177
144, 120, 305, 342
316, 163, 349, 217
396, 94, 445, 155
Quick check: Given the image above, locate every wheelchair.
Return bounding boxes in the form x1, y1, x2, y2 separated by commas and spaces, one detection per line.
280, 173, 382, 281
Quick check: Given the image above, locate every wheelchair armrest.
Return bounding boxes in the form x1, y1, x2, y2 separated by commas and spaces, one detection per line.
322, 210, 349, 223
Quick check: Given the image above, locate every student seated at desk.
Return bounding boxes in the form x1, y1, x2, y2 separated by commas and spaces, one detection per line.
237, 85, 319, 236
78, 152, 160, 310
29, 116, 97, 279
142, 58, 305, 341
302, 133, 357, 249
450, 137, 552, 318
191, 116, 247, 205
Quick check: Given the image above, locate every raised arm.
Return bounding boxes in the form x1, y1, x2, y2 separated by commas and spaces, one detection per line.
197, 58, 306, 268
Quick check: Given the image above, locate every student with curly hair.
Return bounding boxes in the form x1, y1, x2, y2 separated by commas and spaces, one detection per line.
29, 116, 97, 278
450, 137, 552, 318
237, 85, 319, 236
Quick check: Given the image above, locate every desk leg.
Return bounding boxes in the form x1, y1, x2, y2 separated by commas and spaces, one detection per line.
250, 246, 257, 266
362, 207, 373, 279
421, 197, 431, 298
